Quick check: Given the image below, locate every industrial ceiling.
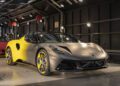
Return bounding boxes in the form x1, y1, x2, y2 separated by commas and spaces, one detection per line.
0, 0, 118, 25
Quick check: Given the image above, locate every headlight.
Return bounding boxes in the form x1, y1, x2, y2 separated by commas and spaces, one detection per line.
53, 48, 65, 54
52, 48, 71, 55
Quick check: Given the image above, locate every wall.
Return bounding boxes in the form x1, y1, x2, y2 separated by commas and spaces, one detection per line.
1, 1, 120, 51
2, 21, 46, 37
47, 2, 120, 51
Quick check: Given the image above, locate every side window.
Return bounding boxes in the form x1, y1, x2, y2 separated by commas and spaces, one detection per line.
25, 34, 37, 43
38, 37, 42, 43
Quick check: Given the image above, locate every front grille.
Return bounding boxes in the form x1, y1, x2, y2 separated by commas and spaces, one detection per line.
56, 59, 106, 71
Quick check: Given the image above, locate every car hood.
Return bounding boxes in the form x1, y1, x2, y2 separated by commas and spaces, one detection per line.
46, 42, 107, 59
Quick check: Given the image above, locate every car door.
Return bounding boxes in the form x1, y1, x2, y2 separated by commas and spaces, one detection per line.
19, 35, 39, 64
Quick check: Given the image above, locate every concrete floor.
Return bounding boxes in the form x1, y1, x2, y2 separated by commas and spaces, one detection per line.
0, 58, 120, 86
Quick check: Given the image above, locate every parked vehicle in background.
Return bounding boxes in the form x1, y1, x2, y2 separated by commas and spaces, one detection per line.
0, 36, 8, 55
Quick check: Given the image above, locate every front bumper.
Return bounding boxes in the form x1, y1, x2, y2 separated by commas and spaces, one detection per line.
56, 59, 108, 71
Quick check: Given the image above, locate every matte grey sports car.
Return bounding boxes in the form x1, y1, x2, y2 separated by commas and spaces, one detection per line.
6, 32, 108, 76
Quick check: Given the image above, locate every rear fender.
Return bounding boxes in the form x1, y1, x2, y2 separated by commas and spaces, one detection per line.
6, 40, 20, 62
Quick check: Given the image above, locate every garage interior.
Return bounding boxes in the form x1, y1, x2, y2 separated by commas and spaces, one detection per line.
0, 0, 120, 86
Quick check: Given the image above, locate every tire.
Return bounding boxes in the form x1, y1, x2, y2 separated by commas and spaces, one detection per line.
36, 49, 51, 76
6, 48, 16, 65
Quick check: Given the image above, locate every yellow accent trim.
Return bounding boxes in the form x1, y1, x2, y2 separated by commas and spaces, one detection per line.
6, 36, 32, 62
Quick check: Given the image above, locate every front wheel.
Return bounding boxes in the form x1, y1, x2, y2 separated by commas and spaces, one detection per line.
6, 48, 16, 65
36, 49, 51, 76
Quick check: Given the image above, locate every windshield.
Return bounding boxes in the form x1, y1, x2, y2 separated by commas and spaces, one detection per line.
25, 33, 78, 43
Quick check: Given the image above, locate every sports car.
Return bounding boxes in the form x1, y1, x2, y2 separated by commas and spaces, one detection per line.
0, 36, 8, 55
5, 32, 108, 76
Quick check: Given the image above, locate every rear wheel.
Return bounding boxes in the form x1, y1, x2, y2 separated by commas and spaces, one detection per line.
6, 48, 16, 65
36, 49, 51, 76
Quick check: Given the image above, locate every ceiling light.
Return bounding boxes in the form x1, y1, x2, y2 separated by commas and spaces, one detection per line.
14, 18, 17, 21
61, 26, 64, 30
21, 17, 25, 20
78, 0, 83, 2
86, 22, 92, 27
40, 20, 42, 23
29, 14, 33, 17
60, 4, 64, 8
17, 24, 19, 27
60, 26, 65, 33
27, 22, 29, 25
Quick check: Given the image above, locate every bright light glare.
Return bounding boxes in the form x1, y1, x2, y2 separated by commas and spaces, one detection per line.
66, 37, 70, 41
27, 22, 29, 25
29, 14, 33, 17
79, 0, 83, 3
21, 17, 25, 20
61, 26, 64, 30
60, 4, 64, 8
40, 20, 42, 23
86, 22, 92, 27
81, 43, 88, 48
40, 34, 43, 37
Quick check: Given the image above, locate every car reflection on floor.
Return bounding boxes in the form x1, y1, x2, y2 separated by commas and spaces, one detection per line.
0, 58, 120, 86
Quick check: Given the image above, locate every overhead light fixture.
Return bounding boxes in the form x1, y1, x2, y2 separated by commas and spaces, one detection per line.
27, 22, 29, 25
60, 26, 65, 33
40, 20, 42, 23
14, 18, 17, 21
60, 4, 64, 8
29, 14, 33, 17
61, 26, 64, 30
86, 22, 92, 27
21, 17, 25, 20
78, 0, 83, 3
17, 24, 19, 27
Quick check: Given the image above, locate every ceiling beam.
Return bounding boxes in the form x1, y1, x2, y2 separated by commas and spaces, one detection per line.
29, 4, 48, 16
